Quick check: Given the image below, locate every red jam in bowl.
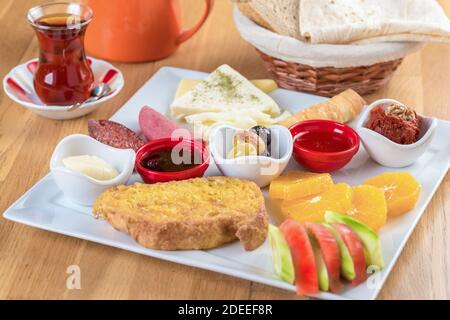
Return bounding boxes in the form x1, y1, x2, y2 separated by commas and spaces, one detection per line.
141, 148, 200, 172
135, 138, 209, 184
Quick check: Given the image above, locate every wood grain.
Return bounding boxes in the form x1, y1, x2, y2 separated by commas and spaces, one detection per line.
0, 0, 449, 300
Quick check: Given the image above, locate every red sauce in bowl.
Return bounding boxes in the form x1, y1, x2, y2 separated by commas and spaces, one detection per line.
295, 131, 353, 153
289, 120, 360, 173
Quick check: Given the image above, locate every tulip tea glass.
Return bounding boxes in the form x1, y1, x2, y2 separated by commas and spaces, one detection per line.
28, 2, 94, 106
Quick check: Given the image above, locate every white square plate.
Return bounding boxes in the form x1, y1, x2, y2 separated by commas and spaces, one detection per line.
3, 67, 450, 300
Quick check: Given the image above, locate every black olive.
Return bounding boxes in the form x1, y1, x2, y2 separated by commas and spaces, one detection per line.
250, 126, 271, 156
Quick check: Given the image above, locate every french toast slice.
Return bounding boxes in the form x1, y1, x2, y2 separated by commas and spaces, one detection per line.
93, 177, 268, 251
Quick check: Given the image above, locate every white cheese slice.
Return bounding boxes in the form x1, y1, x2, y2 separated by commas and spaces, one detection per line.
170, 64, 281, 119
174, 79, 278, 99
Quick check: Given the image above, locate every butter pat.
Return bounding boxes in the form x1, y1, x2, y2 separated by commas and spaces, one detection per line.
63, 155, 119, 181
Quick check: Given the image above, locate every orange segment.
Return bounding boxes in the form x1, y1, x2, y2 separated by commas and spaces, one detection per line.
347, 185, 387, 231
364, 172, 421, 217
275, 183, 353, 223
269, 171, 333, 201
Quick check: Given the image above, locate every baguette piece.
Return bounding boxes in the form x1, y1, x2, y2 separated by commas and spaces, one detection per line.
278, 89, 366, 128
93, 177, 268, 251
237, 0, 300, 39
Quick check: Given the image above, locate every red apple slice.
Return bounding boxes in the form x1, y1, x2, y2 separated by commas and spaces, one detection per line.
332, 223, 367, 286
305, 223, 343, 293
280, 219, 319, 295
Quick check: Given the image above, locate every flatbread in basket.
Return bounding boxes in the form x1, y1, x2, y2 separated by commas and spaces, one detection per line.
300, 0, 450, 44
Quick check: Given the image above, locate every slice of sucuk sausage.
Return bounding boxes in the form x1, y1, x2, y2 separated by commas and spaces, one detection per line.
139, 106, 188, 141
88, 119, 145, 151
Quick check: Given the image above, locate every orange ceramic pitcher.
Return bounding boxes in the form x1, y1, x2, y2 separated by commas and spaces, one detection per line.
83, 0, 213, 62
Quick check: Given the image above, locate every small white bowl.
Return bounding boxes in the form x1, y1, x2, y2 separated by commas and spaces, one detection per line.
356, 98, 438, 168
3, 57, 124, 120
209, 125, 293, 187
50, 134, 135, 206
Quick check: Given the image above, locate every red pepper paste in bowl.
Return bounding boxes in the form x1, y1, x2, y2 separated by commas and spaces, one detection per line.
365, 103, 421, 145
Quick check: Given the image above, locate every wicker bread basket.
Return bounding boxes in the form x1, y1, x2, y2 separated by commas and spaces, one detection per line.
258, 51, 403, 97
234, 8, 423, 97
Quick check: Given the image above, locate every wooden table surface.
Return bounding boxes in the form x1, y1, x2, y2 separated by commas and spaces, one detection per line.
1, 0, 449, 300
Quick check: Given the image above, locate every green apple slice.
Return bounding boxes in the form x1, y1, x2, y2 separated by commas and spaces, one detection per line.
322, 223, 356, 281
325, 211, 384, 269
309, 234, 329, 291
268, 224, 295, 284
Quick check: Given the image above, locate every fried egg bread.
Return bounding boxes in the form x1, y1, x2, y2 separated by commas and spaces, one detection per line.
93, 177, 268, 251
